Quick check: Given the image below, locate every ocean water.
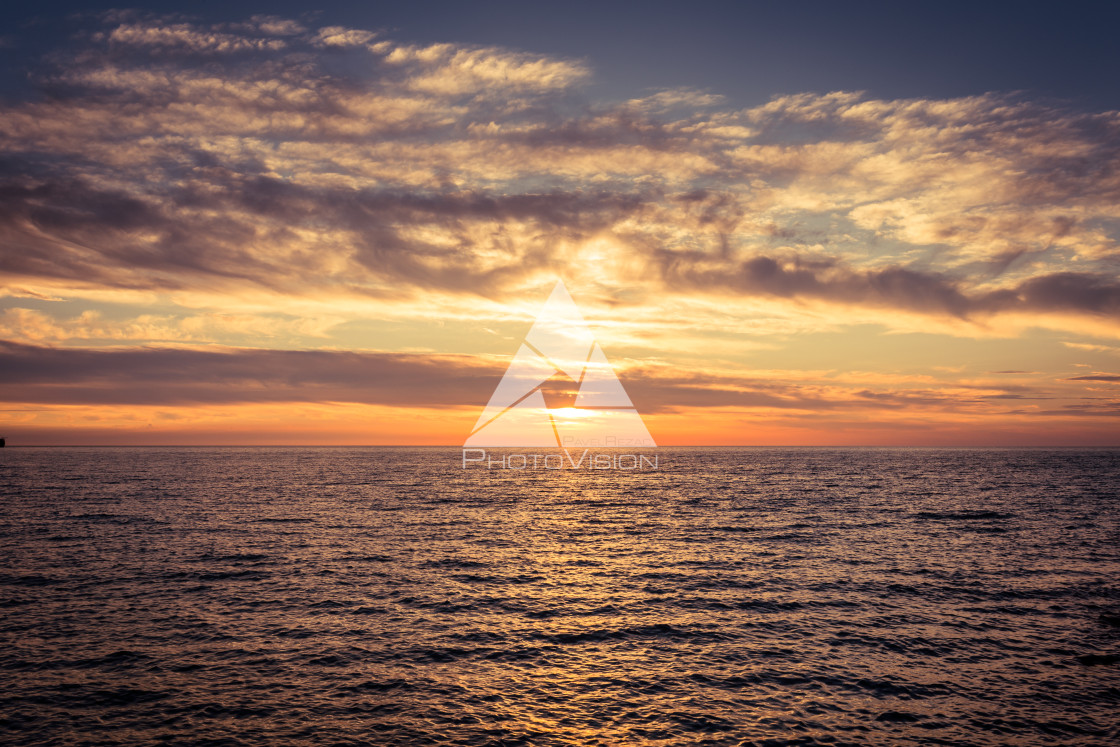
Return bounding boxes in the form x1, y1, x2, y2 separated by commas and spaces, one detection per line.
0, 446, 1118, 746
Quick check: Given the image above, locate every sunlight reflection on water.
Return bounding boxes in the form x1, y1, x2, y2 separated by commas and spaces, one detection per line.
1, 447, 1118, 745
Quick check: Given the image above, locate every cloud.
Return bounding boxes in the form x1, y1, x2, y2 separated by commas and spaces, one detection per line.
1062, 341, 1120, 354
1014, 273, 1120, 315
382, 42, 589, 95
0, 340, 500, 407
654, 252, 1120, 320
0, 307, 344, 343
312, 26, 377, 48
0, 13, 1117, 341
1013, 403, 1120, 417
1066, 373, 1120, 382
0, 340, 1076, 418
102, 21, 288, 53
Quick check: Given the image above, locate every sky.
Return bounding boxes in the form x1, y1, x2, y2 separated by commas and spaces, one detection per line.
1, 1, 1119, 446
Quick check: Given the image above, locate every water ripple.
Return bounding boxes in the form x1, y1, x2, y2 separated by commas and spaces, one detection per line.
0, 446, 1118, 745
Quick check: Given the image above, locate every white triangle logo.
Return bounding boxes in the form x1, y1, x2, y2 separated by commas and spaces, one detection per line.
465, 281, 656, 448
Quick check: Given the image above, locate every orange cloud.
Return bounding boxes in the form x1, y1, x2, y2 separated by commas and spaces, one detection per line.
1, 14, 1118, 445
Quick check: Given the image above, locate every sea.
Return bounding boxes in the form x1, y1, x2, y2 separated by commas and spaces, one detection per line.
1, 446, 1118, 746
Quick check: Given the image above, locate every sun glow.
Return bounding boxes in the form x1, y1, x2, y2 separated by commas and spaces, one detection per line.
549, 407, 597, 420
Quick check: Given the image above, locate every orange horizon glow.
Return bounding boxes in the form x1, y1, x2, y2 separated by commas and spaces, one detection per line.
1, 15, 1118, 448
5, 402, 1119, 447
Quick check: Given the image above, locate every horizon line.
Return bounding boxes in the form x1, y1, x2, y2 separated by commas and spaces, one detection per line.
4, 443, 1119, 449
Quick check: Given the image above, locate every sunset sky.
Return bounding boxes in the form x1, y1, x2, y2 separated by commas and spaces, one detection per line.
2, 2, 1119, 445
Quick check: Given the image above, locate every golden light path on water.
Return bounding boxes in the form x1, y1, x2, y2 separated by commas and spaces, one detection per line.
1, 446, 1118, 745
